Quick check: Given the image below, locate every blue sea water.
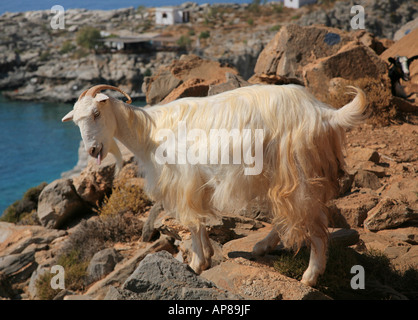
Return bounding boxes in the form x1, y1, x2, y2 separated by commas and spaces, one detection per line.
0, 96, 81, 213
0, 95, 147, 214
0, 0, 253, 15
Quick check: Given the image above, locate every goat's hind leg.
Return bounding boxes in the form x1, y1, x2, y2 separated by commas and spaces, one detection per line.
200, 225, 214, 268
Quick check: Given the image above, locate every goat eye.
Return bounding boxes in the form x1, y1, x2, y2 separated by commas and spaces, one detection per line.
93, 110, 100, 120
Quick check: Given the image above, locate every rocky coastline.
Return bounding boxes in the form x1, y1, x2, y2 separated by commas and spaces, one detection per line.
1, 1, 418, 301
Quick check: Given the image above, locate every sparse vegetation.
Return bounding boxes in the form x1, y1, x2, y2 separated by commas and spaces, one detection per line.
176, 35, 192, 49
96, 177, 152, 217
60, 40, 76, 54
274, 244, 418, 299
1, 182, 46, 223
198, 31, 210, 40
76, 26, 102, 50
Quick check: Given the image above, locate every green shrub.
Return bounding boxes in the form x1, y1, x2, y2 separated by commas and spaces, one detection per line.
176, 35, 192, 48
60, 40, 76, 54
143, 68, 152, 77
269, 25, 281, 32
35, 272, 61, 300
39, 50, 51, 61
1, 182, 47, 223
35, 248, 89, 299
76, 26, 102, 50
199, 31, 210, 40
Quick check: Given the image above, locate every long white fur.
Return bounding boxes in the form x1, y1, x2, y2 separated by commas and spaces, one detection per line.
63, 84, 367, 286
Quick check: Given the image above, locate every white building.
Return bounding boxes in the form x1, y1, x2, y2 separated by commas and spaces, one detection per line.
283, 0, 317, 9
155, 7, 190, 25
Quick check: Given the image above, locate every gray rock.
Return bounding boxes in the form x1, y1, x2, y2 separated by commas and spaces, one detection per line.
28, 265, 49, 299
296, 0, 418, 39
110, 251, 240, 300
37, 178, 88, 229
86, 248, 123, 285
142, 69, 182, 105
0, 251, 37, 283
85, 235, 176, 299
208, 73, 249, 96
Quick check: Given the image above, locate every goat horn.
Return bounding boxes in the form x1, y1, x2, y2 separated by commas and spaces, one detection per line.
409, 55, 418, 63
77, 89, 89, 101
81, 84, 132, 104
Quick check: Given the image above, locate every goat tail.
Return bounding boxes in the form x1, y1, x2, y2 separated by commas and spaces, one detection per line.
330, 86, 368, 129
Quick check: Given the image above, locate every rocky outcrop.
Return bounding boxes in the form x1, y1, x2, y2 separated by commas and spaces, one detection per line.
0, 222, 66, 298
142, 54, 239, 105
296, 0, 418, 40
37, 178, 88, 229
249, 24, 398, 125
106, 251, 239, 300
36, 141, 134, 229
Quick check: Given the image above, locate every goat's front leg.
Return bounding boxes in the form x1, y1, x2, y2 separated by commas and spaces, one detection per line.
189, 224, 213, 274
252, 226, 281, 256
301, 234, 327, 287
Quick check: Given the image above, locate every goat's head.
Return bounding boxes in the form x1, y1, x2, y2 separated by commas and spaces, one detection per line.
388, 55, 418, 81
62, 84, 131, 165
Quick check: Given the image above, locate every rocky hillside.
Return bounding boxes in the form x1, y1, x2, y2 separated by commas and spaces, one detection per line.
2, 1, 416, 102
1, 1, 418, 301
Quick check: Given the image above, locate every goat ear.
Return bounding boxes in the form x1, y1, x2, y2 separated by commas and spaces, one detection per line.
388, 57, 395, 64
62, 110, 74, 122
94, 93, 109, 103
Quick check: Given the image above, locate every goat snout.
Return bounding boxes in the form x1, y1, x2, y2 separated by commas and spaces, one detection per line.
88, 144, 102, 158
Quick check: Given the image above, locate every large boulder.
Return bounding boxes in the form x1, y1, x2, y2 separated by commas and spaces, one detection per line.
303, 42, 388, 101
251, 24, 395, 125
142, 54, 239, 105
105, 250, 239, 300
37, 178, 88, 229
252, 24, 355, 80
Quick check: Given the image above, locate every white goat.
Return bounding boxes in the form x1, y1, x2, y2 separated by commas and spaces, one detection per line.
62, 84, 367, 286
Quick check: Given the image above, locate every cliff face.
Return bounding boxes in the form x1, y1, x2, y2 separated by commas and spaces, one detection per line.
0, 5, 272, 102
